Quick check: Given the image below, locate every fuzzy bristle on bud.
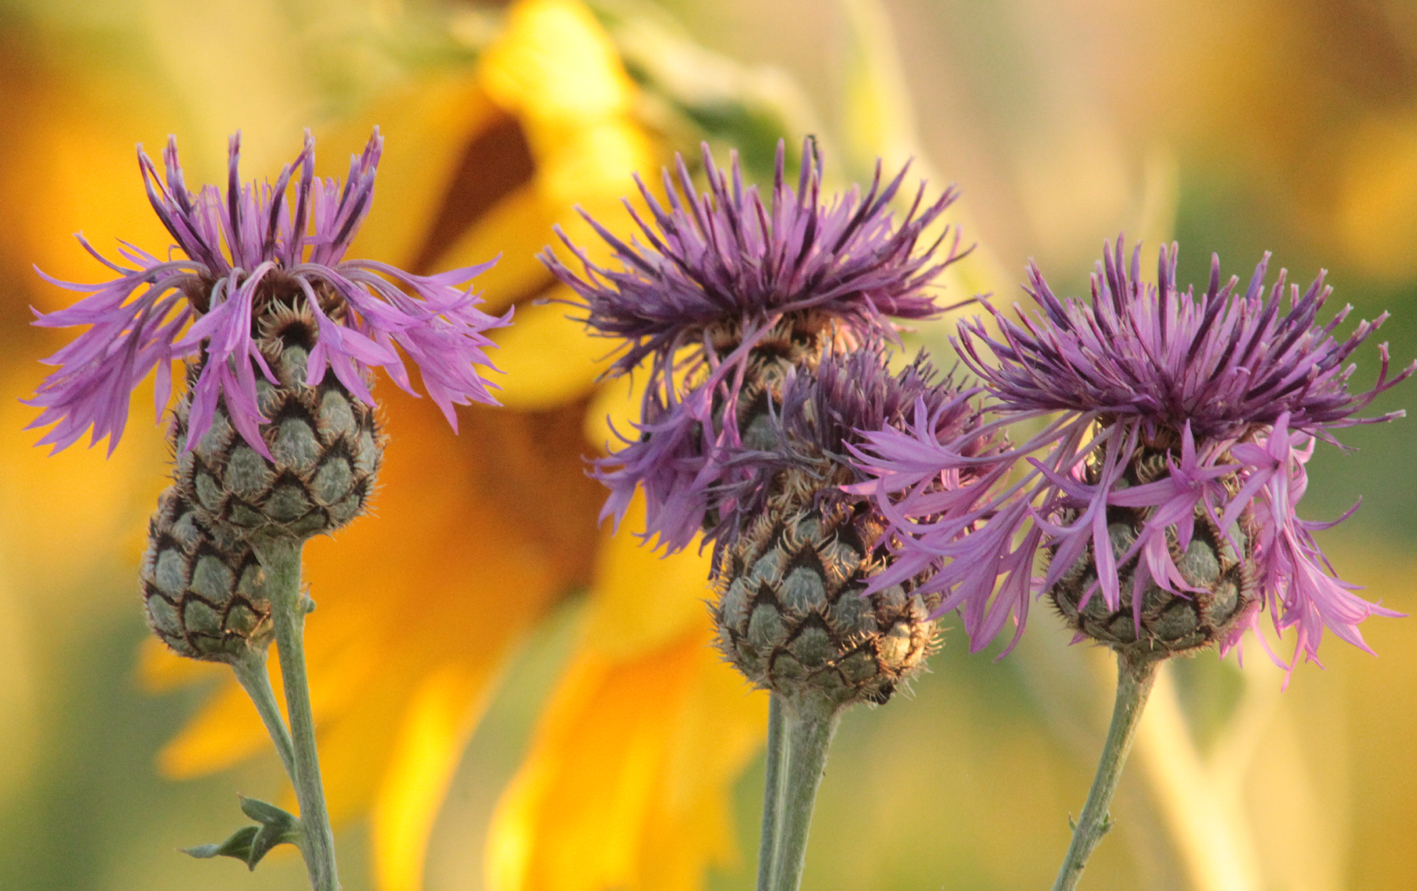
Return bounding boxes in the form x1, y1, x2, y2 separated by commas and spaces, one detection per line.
141, 487, 273, 662
713, 485, 939, 708
1048, 448, 1260, 662
173, 304, 385, 539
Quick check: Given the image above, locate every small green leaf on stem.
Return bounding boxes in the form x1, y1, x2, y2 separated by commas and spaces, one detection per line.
183, 796, 305, 870
183, 826, 261, 864
238, 795, 299, 827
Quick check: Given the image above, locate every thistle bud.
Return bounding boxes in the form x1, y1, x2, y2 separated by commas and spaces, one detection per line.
172, 303, 385, 540
708, 347, 1001, 708
1047, 447, 1261, 662
141, 487, 273, 662
853, 240, 1412, 672
713, 486, 939, 708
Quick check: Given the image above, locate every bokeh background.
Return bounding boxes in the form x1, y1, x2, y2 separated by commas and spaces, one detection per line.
1, 1, 1414, 890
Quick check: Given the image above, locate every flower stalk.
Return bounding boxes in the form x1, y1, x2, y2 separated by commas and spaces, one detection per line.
30, 129, 509, 887
550, 141, 981, 891
230, 650, 297, 783
256, 536, 339, 891
756, 693, 787, 891
770, 696, 842, 891
1052, 652, 1159, 891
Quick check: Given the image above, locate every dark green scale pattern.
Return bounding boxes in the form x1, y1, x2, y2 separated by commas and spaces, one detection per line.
713, 495, 940, 708
171, 324, 385, 540
140, 488, 273, 663
1047, 447, 1259, 663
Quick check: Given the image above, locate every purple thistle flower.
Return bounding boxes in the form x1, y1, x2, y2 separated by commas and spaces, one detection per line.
717, 343, 1004, 551
855, 239, 1413, 680
547, 140, 966, 551
547, 139, 962, 383
592, 381, 721, 553
711, 345, 998, 708
26, 129, 510, 457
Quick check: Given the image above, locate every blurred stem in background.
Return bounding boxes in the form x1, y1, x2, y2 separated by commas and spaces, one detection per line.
1018, 628, 1291, 891
1132, 660, 1269, 891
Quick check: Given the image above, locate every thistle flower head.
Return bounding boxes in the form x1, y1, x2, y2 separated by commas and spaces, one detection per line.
711, 344, 1002, 707
857, 240, 1413, 678
550, 141, 966, 552
546, 139, 962, 389
964, 240, 1407, 439
26, 129, 510, 457
718, 343, 1001, 546
141, 486, 272, 663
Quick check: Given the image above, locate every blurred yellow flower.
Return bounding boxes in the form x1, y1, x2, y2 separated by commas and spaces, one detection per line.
488, 507, 763, 891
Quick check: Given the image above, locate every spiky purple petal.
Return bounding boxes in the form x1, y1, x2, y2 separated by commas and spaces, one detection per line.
858, 239, 1412, 672
559, 141, 968, 552
26, 129, 510, 455
546, 139, 963, 395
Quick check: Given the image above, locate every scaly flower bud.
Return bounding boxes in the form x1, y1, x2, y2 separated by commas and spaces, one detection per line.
26, 129, 508, 460
713, 346, 1003, 706
1046, 441, 1260, 662
26, 130, 509, 537
714, 494, 937, 707
141, 487, 272, 662
172, 301, 385, 538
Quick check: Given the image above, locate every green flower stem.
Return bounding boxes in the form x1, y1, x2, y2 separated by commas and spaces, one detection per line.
771, 696, 842, 891
756, 693, 788, 891
230, 650, 297, 782
1052, 652, 1160, 891
256, 537, 339, 891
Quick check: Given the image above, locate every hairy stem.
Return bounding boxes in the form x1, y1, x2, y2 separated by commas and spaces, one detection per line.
756, 693, 788, 891
257, 537, 339, 891
771, 696, 842, 891
231, 650, 297, 782
1052, 652, 1159, 891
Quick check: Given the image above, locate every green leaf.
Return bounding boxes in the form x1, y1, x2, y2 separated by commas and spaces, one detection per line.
182, 797, 304, 870
183, 826, 261, 865
238, 795, 299, 828
241, 796, 303, 867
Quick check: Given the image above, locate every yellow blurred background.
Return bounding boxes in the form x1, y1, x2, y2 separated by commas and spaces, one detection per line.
0, 1, 1413, 890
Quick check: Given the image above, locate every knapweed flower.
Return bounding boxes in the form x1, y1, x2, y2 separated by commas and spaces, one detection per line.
26, 129, 509, 538
546, 140, 965, 551
713, 344, 1004, 707
856, 240, 1413, 677
135, 4, 766, 889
